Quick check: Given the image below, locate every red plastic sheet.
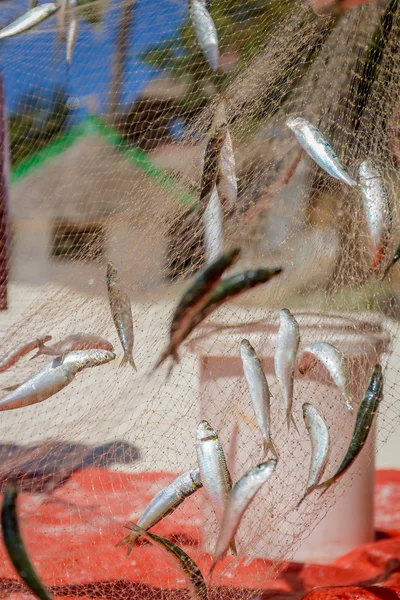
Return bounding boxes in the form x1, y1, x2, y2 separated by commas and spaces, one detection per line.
0, 468, 399, 599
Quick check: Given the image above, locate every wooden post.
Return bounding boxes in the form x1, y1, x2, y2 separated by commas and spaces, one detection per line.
0, 73, 9, 310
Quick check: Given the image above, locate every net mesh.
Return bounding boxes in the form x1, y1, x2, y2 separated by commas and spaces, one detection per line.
0, 0, 400, 596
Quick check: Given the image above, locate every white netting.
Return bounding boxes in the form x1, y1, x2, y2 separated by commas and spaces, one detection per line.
0, 0, 399, 597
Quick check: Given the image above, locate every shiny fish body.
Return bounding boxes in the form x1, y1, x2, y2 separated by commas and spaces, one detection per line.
297, 403, 330, 506
286, 117, 358, 188
359, 160, 392, 270
383, 242, 400, 279
316, 365, 383, 492
189, 0, 219, 71
107, 262, 136, 369
0, 4, 59, 39
66, 0, 78, 65
211, 459, 277, 572
299, 342, 353, 411
196, 420, 236, 554
203, 186, 224, 266
2, 484, 52, 600
127, 525, 208, 600
32, 333, 114, 359
0, 336, 52, 373
117, 469, 202, 554
274, 309, 300, 430
154, 248, 240, 369
217, 128, 237, 207
240, 339, 278, 459
0, 349, 115, 411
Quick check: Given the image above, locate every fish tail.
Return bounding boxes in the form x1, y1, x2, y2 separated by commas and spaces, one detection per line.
153, 348, 170, 372
120, 353, 137, 370
286, 411, 299, 433
115, 532, 137, 556
30, 339, 47, 360
29, 350, 42, 360
263, 439, 279, 460
372, 245, 385, 271
229, 539, 237, 555
296, 486, 316, 509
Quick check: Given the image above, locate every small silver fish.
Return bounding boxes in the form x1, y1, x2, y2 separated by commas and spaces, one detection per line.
116, 469, 202, 555
203, 186, 224, 267
189, 0, 219, 71
0, 349, 115, 411
297, 403, 330, 506
0, 4, 59, 39
217, 128, 237, 207
298, 342, 353, 411
0, 336, 52, 373
359, 160, 392, 271
286, 117, 358, 188
66, 0, 78, 65
274, 309, 300, 431
240, 339, 278, 459
107, 262, 136, 370
196, 420, 236, 554
211, 459, 277, 572
126, 525, 208, 600
31, 333, 113, 359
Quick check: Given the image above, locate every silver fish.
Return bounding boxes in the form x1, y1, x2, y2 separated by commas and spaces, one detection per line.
107, 262, 136, 370
126, 525, 208, 600
31, 333, 113, 359
203, 186, 224, 267
0, 336, 52, 373
196, 420, 236, 554
297, 403, 330, 506
0, 349, 115, 411
240, 339, 278, 459
66, 0, 78, 65
116, 469, 202, 555
359, 160, 392, 270
286, 117, 358, 188
211, 459, 277, 573
0, 4, 59, 39
189, 0, 219, 71
298, 342, 353, 411
274, 308, 300, 430
217, 128, 237, 207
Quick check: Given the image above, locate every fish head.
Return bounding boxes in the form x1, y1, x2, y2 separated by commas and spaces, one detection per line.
250, 458, 278, 481
240, 338, 254, 355
286, 117, 305, 132
107, 261, 118, 281
62, 349, 116, 371
196, 419, 217, 442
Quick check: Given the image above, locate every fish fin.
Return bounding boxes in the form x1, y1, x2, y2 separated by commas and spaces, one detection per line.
29, 339, 48, 360
29, 350, 42, 360
115, 532, 137, 556
229, 539, 237, 555
120, 354, 137, 370
2, 383, 21, 392
296, 485, 316, 509
263, 439, 279, 460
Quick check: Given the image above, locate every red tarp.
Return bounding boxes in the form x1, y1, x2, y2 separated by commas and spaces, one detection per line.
0, 468, 400, 599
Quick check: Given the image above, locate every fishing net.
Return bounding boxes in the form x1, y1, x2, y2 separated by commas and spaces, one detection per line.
0, 0, 399, 597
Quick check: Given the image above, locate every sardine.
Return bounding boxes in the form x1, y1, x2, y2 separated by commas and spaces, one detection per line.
217, 127, 237, 207
211, 458, 277, 573
297, 403, 330, 506
0, 349, 115, 411
383, 242, 400, 280
2, 483, 52, 600
0, 4, 59, 39
66, 0, 78, 65
125, 524, 208, 600
359, 160, 392, 270
203, 186, 224, 266
107, 262, 136, 369
286, 117, 358, 188
240, 339, 278, 459
0, 336, 52, 373
274, 309, 300, 431
196, 420, 236, 554
314, 365, 383, 493
116, 469, 202, 555
298, 342, 353, 411
31, 333, 114, 359
154, 248, 240, 369
189, 0, 219, 71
